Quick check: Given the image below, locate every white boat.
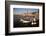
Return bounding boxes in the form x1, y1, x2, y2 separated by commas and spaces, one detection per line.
20, 19, 30, 23
31, 18, 37, 25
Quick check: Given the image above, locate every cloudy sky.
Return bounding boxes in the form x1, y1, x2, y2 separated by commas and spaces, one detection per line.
13, 8, 39, 14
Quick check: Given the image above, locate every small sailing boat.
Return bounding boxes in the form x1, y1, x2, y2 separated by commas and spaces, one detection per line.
20, 8, 31, 23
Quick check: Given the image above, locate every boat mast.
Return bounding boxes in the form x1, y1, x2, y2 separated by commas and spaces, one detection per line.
25, 8, 28, 16
27, 9, 28, 15
27, 8, 28, 16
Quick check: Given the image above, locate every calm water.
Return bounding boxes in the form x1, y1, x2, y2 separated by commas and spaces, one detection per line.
13, 15, 39, 28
